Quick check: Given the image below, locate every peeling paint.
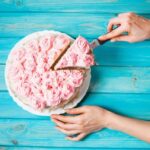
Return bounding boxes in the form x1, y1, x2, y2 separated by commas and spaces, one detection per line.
15, 0, 23, 6
11, 139, 18, 145
13, 124, 25, 131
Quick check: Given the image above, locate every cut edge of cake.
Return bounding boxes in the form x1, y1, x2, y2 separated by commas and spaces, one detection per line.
50, 40, 71, 70
53, 36, 95, 70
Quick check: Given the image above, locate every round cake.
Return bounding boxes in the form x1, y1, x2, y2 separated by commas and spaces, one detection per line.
5, 30, 94, 116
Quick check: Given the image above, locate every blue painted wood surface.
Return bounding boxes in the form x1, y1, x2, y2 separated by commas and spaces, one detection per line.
0, 0, 150, 149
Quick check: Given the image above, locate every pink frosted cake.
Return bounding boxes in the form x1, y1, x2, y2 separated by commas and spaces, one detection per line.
5, 31, 95, 115
54, 36, 95, 70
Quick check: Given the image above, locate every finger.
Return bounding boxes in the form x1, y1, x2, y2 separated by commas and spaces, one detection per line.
52, 118, 65, 126
99, 26, 125, 41
56, 126, 80, 135
118, 12, 135, 18
51, 114, 77, 123
66, 107, 85, 115
52, 118, 79, 130
66, 133, 87, 141
111, 35, 134, 42
118, 12, 128, 17
107, 17, 121, 32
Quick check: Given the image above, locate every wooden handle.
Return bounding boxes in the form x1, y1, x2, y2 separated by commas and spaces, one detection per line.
97, 38, 110, 45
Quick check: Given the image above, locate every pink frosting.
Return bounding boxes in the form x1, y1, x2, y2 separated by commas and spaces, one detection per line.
47, 34, 71, 68
24, 39, 40, 52
8, 34, 85, 110
75, 36, 91, 53
39, 35, 55, 52
55, 36, 95, 69
53, 35, 70, 50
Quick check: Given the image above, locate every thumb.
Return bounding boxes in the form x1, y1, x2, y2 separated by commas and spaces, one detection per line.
65, 107, 85, 115
99, 26, 125, 41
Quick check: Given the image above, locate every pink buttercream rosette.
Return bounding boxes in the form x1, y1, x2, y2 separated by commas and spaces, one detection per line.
5, 30, 91, 116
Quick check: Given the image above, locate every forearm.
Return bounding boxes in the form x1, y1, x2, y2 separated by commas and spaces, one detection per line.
105, 111, 150, 143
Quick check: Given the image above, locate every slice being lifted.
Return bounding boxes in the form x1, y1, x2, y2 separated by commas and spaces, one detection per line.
54, 36, 95, 70
48, 34, 71, 68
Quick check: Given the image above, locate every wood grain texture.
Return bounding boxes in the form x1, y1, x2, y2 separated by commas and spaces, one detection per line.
0, 119, 150, 148
0, 13, 150, 38
0, 148, 143, 150
0, 0, 150, 13
1, 148, 148, 150
0, 0, 150, 148
1, 38, 150, 67
1, 65, 150, 93
0, 92, 150, 120
0, 13, 113, 38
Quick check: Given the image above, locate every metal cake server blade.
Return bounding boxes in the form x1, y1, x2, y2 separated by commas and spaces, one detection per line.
90, 38, 109, 50
90, 38, 110, 66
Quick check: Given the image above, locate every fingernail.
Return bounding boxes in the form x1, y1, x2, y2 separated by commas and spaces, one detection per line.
55, 126, 60, 130
65, 109, 70, 112
65, 109, 71, 112
52, 114, 58, 117
99, 35, 106, 39
111, 39, 116, 42
51, 118, 55, 121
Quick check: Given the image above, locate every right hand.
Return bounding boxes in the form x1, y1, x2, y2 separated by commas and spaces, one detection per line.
99, 12, 150, 43
51, 106, 109, 141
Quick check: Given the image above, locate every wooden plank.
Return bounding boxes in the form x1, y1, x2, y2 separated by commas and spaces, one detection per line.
0, 91, 150, 120
1, 38, 150, 67
0, 0, 150, 13
94, 40, 150, 67
0, 13, 113, 38
0, 147, 88, 150
0, 119, 150, 148
0, 13, 149, 38
0, 147, 146, 150
0, 38, 18, 64
90, 66, 150, 93
1, 65, 150, 93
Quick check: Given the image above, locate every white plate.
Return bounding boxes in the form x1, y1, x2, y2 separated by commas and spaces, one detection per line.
5, 30, 91, 116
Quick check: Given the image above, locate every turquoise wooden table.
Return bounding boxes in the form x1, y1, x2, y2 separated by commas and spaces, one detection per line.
0, 0, 150, 149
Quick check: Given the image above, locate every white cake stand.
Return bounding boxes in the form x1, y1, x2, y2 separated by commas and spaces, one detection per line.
5, 30, 91, 116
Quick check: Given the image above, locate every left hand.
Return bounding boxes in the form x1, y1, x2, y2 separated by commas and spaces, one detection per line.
51, 106, 109, 141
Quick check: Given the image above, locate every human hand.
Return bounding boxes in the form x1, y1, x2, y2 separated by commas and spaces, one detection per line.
51, 106, 109, 141
99, 12, 150, 42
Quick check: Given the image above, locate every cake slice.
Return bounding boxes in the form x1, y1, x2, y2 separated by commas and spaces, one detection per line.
47, 34, 71, 68
54, 36, 95, 70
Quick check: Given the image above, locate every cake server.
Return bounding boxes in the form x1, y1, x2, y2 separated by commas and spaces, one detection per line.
90, 38, 109, 50
90, 26, 118, 49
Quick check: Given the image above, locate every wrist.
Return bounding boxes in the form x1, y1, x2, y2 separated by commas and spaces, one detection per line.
99, 109, 115, 129
103, 110, 129, 132
102, 110, 121, 130
103, 110, 114, 128
148, 23, 150, 39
